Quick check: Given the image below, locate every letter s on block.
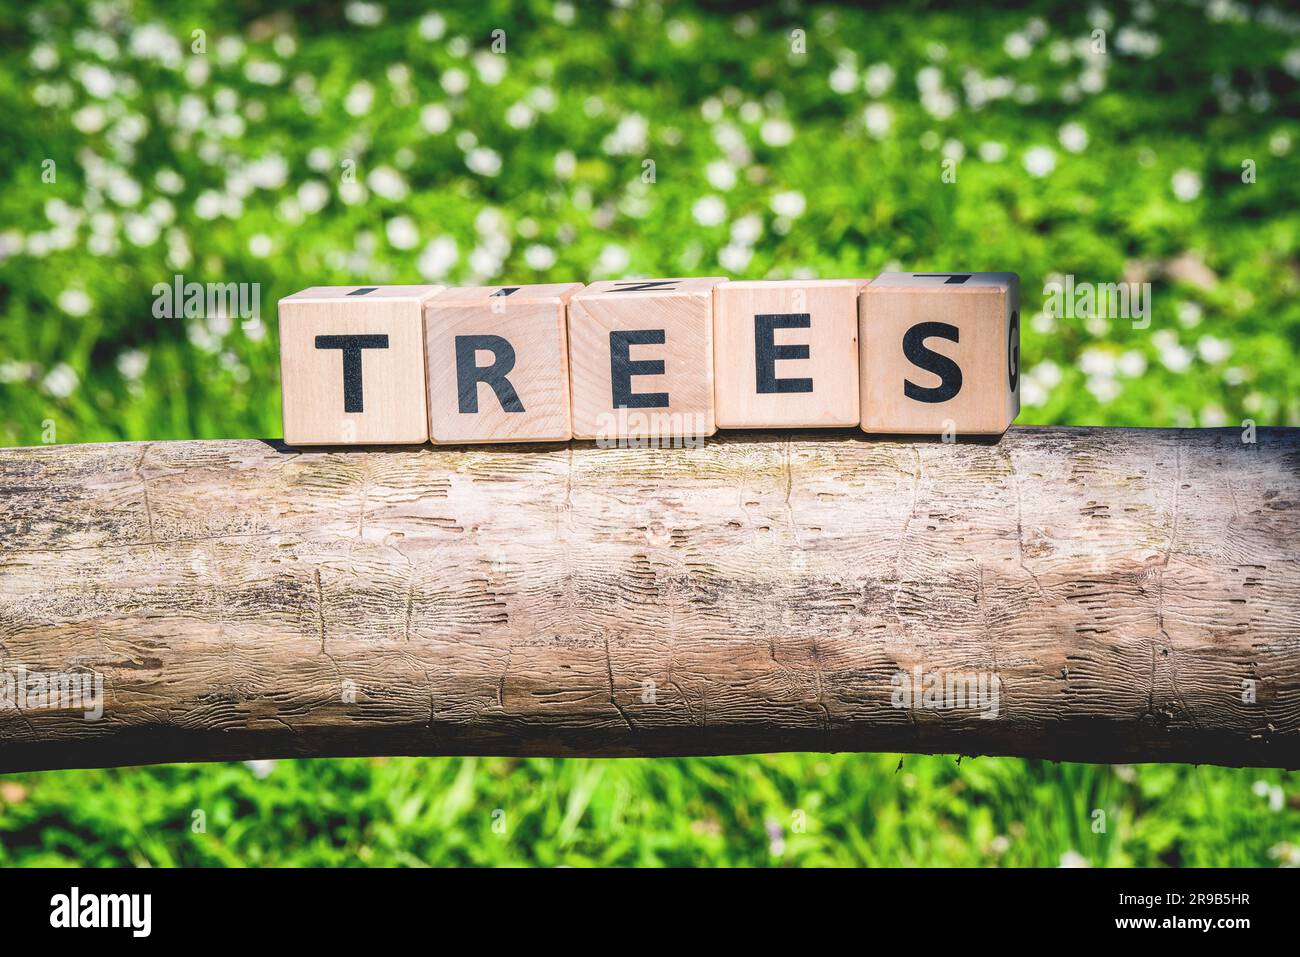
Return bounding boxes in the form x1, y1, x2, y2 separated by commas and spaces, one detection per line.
901, 321, 962, 403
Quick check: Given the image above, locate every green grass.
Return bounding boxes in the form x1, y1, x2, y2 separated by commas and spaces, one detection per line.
0, 0, 1297, 866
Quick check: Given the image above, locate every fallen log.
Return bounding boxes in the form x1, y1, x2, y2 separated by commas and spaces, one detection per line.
0, 426, 1296, 772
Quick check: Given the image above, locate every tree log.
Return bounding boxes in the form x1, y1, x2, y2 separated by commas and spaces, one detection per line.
0, 426, 1297, 773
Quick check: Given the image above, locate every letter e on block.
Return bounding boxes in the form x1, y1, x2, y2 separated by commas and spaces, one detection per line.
859, 272, 1019, 435
279, 285, 444, 446
713, 279, 864, 428
568, 277, 725, 442
425, 283, 582, 443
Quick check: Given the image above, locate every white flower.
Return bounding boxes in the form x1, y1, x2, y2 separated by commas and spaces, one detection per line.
245, 60, 283, 85
1021, 379, 1048, 407
1177, 301, 1203, 327
1115, 27, 1161, 57
692, 195, 726, 227
441, 69, 469, 96
505, 102, 535, 129
1058, 851, 1090, 868
917, 67, 943, 93
386, 216, 419, 250
419, 14, 446, 40
1058, 122, 1088, 153
1158, 341, 1194, 372
344, 2, 384, 26
77, 64, 116, 98
1004, 33, 1033, 59
829, 64, 858, 94
155, 169, 184, 194
730, 214, 763, 246
30, 43, 58, 71
760, 118, 794, 146
1079, 348, 1117, 377
1284, 48, 1300, 79
1024, 146, 1057, 177
125, 215, 160, 246
1117, 351, 1147, 377
920, 89, 961, 120
596, 244, 629, 275
719, 243, 752, 272
367, 166, 409, 201
1171, 169, 1202, 202
58, 289, 93, 317
116, 350, 149, 380
245, 759, 277, 779
249, 234, 272, 257
298, 180, 329, 213
42, 364, 79, 398
864, 103, 893, 138
72, 105, 107, 133
0, 360, 35, 383
107, 175, 143, 207
770, 191, 806, 217
1200, 405, 1228, 427
466, 147, 502, 177
706, 160, 737, 190
979, 141, 1007, 162
1197, 336, 1232, 363
864, 63, 895, 97
524, 244, 556, 270
248, 154, 289, 190
338, 181, 366, 205
344, 81, 374, 116
603, 114, 649, 156
418, 236, 459, 280
421, 103, 452, 134
1031, 360, 1063, 389
474, 51, 506, 85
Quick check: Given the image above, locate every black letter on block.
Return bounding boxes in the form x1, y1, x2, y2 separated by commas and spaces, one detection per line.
1007, 310, 1020, 393
455, 335, 524, 413
755, 313, 813, 394
610, 330, 669, 408
902, 322, 962, 403
315, 334, 389, 413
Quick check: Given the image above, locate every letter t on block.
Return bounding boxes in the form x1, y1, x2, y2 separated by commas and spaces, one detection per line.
567, 277, 726, 443
278, 285, 444, 446
859, 272, 1019, 436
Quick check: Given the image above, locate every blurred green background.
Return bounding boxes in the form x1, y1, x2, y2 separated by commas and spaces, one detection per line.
1, 0, 1297, 866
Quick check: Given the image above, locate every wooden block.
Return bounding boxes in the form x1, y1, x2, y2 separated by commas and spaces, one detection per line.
568, 277, 726, 442
424, 283, 581, 444
859, 272, 1020, 436
278, 285, 443, 446
713, 279, 865, 428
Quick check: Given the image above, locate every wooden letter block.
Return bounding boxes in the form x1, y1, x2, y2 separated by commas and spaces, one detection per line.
568, 277, 725, 442
279, 285, 444, 446
713, 279, 865, 428
424, 283, 581, 444
859, 272, 1020, 436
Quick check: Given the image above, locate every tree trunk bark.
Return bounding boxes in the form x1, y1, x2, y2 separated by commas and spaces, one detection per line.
0, 426, 1296, 772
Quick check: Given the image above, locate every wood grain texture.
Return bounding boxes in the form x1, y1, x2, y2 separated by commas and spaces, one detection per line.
0, 426, 1296, 773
